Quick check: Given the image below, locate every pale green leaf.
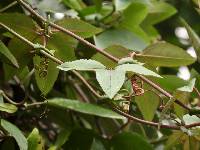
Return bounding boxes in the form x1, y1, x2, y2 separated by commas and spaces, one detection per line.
57, 59, 106, 71
1, 119, 28, 150
96, 69, 126, 99
135, 42, 196, 67
62, 0, 86, 11
0, 103, 17, 113
0, 41, 19, 68
27, 128, 44, 150
177, 78, 196, 92
47, 98, 125, 119
183, 114, 200, 125
116, 64, 161, 77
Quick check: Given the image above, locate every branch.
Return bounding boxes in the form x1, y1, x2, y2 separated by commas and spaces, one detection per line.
16, 0, 189, 111
2, 22, 200, 130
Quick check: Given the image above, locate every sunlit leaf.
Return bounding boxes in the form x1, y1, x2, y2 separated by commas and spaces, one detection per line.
96, 69, 126, 99
0, 103, 17, 113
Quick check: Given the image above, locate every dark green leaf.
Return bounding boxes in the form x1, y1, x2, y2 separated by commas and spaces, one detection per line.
56, 18, 102, 38
0, 40, 18, 68
96, 69, 126, 99
47, 98, 125, 119
1, 119, 28, 150
135, 90, 160, 121
92, 45, 131, 68
34, 56, 59, 95
135, 42, 196, 67
0, 13, 37, 39
111, 132, 153, 150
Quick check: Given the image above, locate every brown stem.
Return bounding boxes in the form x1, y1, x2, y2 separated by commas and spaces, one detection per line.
16, 0, 189, 111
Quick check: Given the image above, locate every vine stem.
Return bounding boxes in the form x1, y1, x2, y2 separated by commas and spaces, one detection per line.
1, 23, 199, 129
0, 1, 198, 129
15, 0, 190, 111
0, 1, 18, 13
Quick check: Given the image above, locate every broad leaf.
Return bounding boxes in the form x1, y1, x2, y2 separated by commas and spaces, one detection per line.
0, 103, 17, 113
47, 98, 125, 119
0, 13, 37, 39
27, 128, 44, 150
111, 132, 153, 150
91, 138, 106, 150
96, 69, 126, 99
92, 45, 131, 68
181, 18, 200, 62
1, 119, 28, 150
94, 28, 148, 50
177, 78, 196, 92
135, 42, 196, 67
143, 1, 177, 25
135, 89, 160, 121
34, 56, 59, 95
116, 64, 161, 77
0, 40, 19, 68
93, 0, 102, 12
121, 2, 148, 27
57, 59, 106, 71
56, 18, 102, 38
62, 0, 86, 11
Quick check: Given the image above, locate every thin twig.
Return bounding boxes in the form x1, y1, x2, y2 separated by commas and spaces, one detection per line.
0, 1, 18, 13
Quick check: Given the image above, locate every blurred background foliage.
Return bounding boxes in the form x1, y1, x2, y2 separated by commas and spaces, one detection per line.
0, 0, 200, 150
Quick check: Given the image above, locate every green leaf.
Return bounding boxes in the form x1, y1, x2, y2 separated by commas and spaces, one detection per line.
47, 98, 125, 119
0, 40, 19, 68
56, 18, 102, 38
92, 45, 131, 68
116, 64, 161, 77
96, 69, 126, 99
121, 2, 148, 27
143, 1, 177, 25
111, 132, 153, 150
57, 59, 106, 71
135, 42, 196, 67
174, 91, 189, 118
34, 56, 59, 95
91, 138, 106, 150
93, 0, 102, 12
54, 129, 71, 149
48, 32, 77, 61
0, 103, 17, 113
180, 18, 200, 62
62, 0, 86, 11
94, 28, 148, 51
165, 131, 184, 150
135, 90, 160, 121
1, 119, 28, 150
177, 78, 196, 92
27, 128, 44, 150
0, 13, 37, 39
